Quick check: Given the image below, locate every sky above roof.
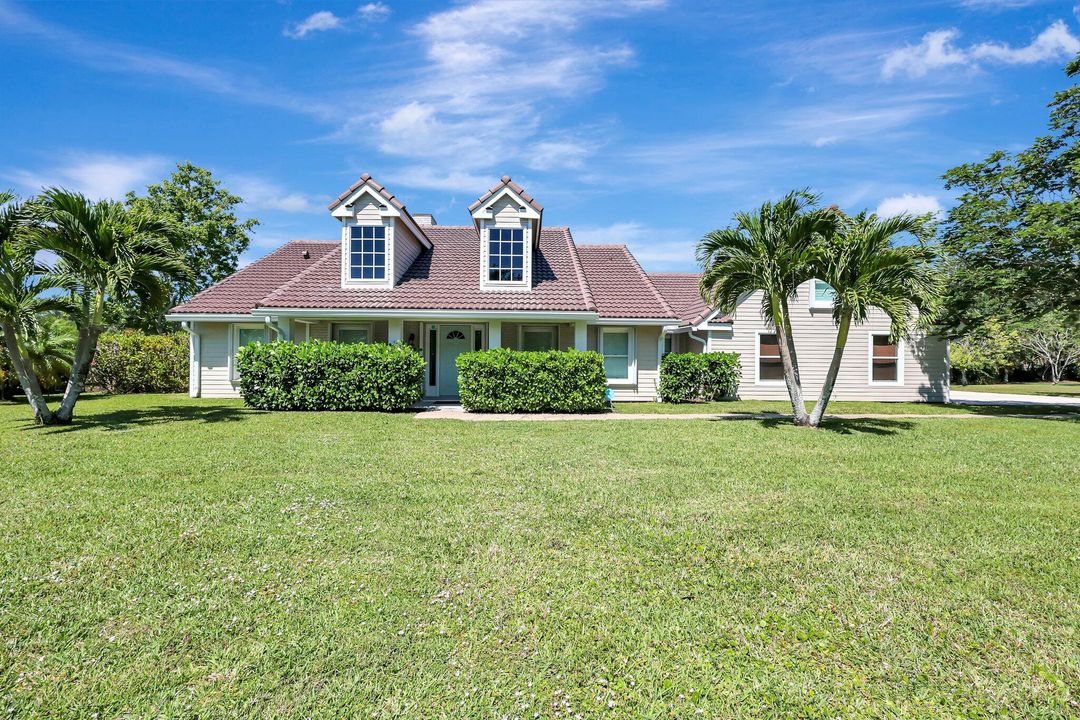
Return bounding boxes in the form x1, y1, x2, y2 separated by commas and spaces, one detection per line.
1, 0, 1077, 271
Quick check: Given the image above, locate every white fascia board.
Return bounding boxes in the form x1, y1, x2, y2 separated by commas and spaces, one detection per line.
165, 313, 260, 322
253, 308, 599, 322
471, 186, 542, 220
594, 317, 679, 326
696, 321, 733, 331
330, 185, 401, 219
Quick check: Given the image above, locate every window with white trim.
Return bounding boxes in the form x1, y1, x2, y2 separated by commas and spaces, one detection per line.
600, 328, 633, 382
870, 334, 901, 383
757, 333, 784, 382
333, 323, 372, 344
487, 227, 524, 282
231, 324, 270, 380
521, 325, 557, 351
810, 279, 836, 308
349, 225, 386, 280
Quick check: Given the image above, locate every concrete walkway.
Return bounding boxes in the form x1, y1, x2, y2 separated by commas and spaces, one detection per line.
950, 390, 1080, 406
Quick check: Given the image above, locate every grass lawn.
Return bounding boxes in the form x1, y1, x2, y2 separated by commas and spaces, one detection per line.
2, 394, 1078, 718
961, 381, 1080, 397
613, 399, 1079, 416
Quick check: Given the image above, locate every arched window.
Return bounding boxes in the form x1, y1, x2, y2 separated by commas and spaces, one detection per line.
446, 330, 466, 340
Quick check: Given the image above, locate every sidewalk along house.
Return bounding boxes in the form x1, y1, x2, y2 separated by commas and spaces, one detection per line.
165, 175, 950, 403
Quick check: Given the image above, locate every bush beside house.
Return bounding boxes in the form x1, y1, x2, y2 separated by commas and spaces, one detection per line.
88, 331, 189, 394
658, 351, 741, 403
236, 340, 425, 411
456, 348, 608, 413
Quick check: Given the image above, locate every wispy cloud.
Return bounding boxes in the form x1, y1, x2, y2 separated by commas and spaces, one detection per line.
283, 3, 390, 39
876, 193, 943, 217
3, 152, 168, 201
882, 20, 1080, 79
228, 175, 322, 213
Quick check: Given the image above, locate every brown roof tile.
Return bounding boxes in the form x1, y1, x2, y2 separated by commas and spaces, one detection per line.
326, 173, 431, 247
649, 272, 731, 326
467, 175, 544, 214
576, 245, 676, 320
169, 240, 336, 314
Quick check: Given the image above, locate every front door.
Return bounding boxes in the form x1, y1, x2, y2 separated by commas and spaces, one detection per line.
438, 324, 472, 396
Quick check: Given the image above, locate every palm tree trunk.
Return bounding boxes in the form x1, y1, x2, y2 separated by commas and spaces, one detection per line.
809, 313, 851, 427
55, 325, 100, 424
1, 321, 55, 425
772, 299, 809, 425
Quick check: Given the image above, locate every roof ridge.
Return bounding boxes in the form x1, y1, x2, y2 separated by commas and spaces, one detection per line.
561, 227, 596, 312
257, 243, 342, 307
649, 271, 702, 277
617, 245, 675, 319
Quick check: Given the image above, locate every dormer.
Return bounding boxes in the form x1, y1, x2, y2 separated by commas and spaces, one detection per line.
469, 176, 543, 292
327, 173, 432, 289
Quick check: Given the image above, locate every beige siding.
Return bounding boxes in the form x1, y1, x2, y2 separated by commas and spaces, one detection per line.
352, 195, 382, 224
403, 321, 421, 350
198, 322, 239, 398
707, 281, 949, 401
501, 322, 520, 349
596, 325, 662, 402
558, 323, 574, 351
491, 196, 522, 226
393, 221, 423, 283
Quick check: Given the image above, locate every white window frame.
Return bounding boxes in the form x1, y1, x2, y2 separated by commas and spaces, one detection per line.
520, 324, 558, 351
341, 220, 393, 289
755, 330, 786, 385
230, 323, 270, 381
809, 278, 836, 309
599, 327, 636, 385
479, 221, 531, 291
332, 322, 374, 344
868, 333, 904, 385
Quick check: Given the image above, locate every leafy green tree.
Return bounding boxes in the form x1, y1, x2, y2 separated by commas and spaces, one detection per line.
123, 162, 258, 331
26, 189, 187, 424
948, 317, 1023, 385
697, 191, 836, 426
941, 56, 1080, 332
808, 212, 942, 426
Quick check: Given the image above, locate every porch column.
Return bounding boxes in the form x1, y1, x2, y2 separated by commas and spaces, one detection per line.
574, 320, 587, 350
187, 321, 200, 398
387, 318, 403, 344
488, 320, 502, 349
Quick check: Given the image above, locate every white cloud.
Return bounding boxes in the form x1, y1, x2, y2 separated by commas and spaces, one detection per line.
384, 166, 492, 193
283, 3, 390, 39
883, 20, 1080, 79
228, 175, 320, 213
4, 152, 168, 201
876, 193, 943, 217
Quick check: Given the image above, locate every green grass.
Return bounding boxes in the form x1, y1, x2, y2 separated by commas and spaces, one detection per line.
613, 399, 1079, 416
961, 381, 1080, 397
2, 394, 1078, 718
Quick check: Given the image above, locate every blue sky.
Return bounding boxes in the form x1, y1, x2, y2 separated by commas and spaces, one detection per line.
1, 0, 1078, 271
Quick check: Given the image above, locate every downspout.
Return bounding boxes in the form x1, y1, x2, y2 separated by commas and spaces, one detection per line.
265, 316, 284, 339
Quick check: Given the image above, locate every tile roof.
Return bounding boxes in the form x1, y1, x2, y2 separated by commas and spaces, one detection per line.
257, 226, 595, 312
467, 176, 544, 214
648, 272, 731, 326
170, 240, 337, 314
326, 173, 431, 247
576, 245, 676, 319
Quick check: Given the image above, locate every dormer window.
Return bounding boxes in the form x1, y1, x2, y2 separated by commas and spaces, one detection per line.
349, 225, 386, 280
488, 228, 524, 282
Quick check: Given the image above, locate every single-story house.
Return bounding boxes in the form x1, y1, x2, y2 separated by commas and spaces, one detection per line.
165, 174, 949, 403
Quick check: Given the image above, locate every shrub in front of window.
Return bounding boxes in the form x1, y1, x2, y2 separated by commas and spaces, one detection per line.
456, 348, 608, 413
236, 340, 425, 411
658, 351, 741, 403
88, 331, 189, 394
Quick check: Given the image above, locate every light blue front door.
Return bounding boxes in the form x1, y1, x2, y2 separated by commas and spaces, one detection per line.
438, 325, 472, 396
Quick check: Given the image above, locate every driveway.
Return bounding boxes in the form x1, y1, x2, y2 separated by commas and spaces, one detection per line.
950, 390, 1080, 406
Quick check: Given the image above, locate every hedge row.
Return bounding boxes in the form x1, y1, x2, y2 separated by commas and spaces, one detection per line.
456, 348, 608, 413
89, 331, 189, 394
658, 351, 741, 403
235, 340, 425, 411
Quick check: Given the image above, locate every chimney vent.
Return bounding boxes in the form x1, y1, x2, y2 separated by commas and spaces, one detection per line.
413, 213, 437, 226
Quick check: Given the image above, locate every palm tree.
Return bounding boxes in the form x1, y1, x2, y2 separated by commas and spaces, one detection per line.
697, 191, 836, 425
25, 314, 77, 390
27, 189, 186, 424
0, 191, 71, 424
807, 212, 942, 426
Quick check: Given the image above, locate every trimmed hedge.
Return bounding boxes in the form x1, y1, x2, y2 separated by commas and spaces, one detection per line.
658, 351, 741, 403
456, 348, 608, 413
88, 331, 188, 394
235, 340, 425, 411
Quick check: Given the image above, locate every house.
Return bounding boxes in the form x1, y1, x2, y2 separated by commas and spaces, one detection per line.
165, 175, 950, 403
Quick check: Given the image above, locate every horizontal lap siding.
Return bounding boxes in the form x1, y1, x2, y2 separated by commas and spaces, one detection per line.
708, 283, 948, 401
198, 322, 240, 398
608, 325, 661, 402
394, 226, 422, 283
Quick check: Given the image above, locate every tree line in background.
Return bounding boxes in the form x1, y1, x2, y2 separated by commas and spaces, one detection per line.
0, 163, 258, 424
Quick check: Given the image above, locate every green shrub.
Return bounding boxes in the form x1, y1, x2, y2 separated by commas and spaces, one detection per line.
88, 331, 188, 394
456, 348, 608, 413
658, 351, 741, 402
236, 340, 425, 411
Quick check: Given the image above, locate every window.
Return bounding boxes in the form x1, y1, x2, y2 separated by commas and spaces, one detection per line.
522, 325, 557, 351
757, 333, 784, 382
474, 329, 484, 351
870, 334, 901, 383
334, 324, 371, 344
600, 328, 633, 382
349, 225, 386, 280
810, 279, 836, 308
231, 324, 269, 380
487, 227, 524, 282
428, 326, 437, 386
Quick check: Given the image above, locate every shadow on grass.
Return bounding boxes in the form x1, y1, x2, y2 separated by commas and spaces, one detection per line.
26, 403, 257, 434
752, 416, 917, 435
